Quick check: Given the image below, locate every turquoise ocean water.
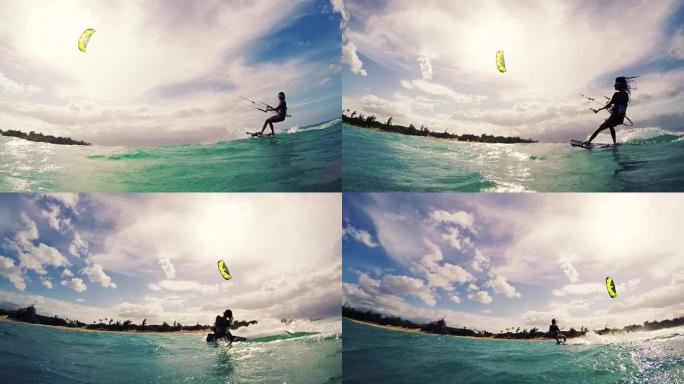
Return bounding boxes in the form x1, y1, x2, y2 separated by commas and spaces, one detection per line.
0, 318, 341, 384
343, 319, 684, 384
342, 124, 684, 192
0, 120, 340, 192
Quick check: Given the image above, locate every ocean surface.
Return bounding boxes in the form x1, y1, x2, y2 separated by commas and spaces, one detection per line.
0, 318, 341, 384
0, 120, 340, 192
343, 319, 684, 384
342, 124, 684, 192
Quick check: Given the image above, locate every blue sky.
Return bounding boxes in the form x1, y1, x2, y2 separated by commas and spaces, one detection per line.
343, 193, 684, 332
0, 0, 340, 146
341, 0, 684, 142
0, 193, 341, 324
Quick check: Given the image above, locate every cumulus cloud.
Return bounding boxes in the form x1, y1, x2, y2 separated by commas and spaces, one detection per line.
412, 241, 473, 291
487, 275, 521, 299
61, 278, 87, 293
342, 39, 367, 77
41, 279, 53, 289
429, 210, 474, 229
382, 274, 436, 306
468, 290, 493, 304
442, 227, 464, 249
471, 249, 490, 272
83, 263, 117, 289
0, 255, 26, 291
334, 0, 367, 76
69, 233, 88, 258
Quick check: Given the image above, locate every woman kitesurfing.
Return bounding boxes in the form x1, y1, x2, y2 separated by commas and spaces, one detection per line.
250, 92, 288, 137
582, 76, 637, 147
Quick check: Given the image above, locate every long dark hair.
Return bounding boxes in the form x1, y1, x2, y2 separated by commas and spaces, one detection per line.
615, 76, 638, 94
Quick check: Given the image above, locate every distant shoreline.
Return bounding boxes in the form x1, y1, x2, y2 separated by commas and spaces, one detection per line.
0, 129, 91, 146
0, 316, 205, 335
342, 114, 537, 144
345, 318, 550, 342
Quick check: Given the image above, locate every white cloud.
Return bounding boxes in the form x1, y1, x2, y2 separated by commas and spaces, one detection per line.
69, 232, 88, 257
411, 241, 473, 291
449, 295, 461, 304
342, 39, 367, 77
0, 255, 26, 291
467, 290, 493, 304
41, 279, 53, 289
330, 0, 349, 26
382, 274, 435, 306
61, 268, 74, 277
560, 261, 579, 283
401, 79, 487, 103
487, 275, 521, 299
149, 280, 219, 294
417, 56, 433, 80
357, 271, 381, 290
61, 278, 87, 293
441, 227, 464, 249
343, 222, 378, 247
0, 71, 41, 95
41, 204, 63, 231
335, 0, 367, 76
19, 243, 69, 275
429, 210, 474, 229
552, 283, 604, 297
158, 257, 176, 279
471, 249, 490, 272
83, 263, 117, 288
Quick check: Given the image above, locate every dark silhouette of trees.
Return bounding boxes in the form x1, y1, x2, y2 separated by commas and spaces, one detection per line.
0, 305, 258, 333
342, 110, 537, 144
0, 129, 90, 146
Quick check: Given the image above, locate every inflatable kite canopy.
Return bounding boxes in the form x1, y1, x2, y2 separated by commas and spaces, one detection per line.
78, 28, 96, 52
606, 277, 617, 298
496, 50, 506, 73
217, 259, 232, 280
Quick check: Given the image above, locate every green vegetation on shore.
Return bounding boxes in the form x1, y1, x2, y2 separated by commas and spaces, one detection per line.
0, 305, 257, 333
342, 111, 537, 144
343, 305, 684, 340
0, 129, 90, 146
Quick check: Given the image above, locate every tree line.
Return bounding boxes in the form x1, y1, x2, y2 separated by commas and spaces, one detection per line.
342, 110, 537, 144
1, 305, 257, 333
0, 129, 91, 146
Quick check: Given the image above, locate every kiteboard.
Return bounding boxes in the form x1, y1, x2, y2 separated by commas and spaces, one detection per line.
570, 139, 614, 149
245, 132, 274, 138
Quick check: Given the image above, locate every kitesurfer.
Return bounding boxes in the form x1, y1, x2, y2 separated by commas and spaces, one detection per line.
583, 77, 634, 147
207, 309, 234, 343
256, 92, 288, 136
548, 318, 566, 345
